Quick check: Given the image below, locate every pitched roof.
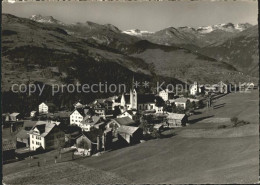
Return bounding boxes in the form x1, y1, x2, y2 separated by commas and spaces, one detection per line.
167, 113, 186, 120
81, 129, 103, 143
53, 111, 71, 118
3, 140, 16, 151
174, 98, 188, 103
83, 115, 101, 126
117, 125, 140, 135
120, 110, 134, 116
23, 120, 37, 129
29, 121, 57, 137
16, 129, 29, 140
10, 112, 20, 117
154, 124, 163, 129
40, 102, 55, 107
113, 117, 135, 126
72, 108, 93, 117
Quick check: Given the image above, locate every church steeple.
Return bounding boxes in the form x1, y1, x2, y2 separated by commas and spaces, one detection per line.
132, 74, 135, 90
130, 74, 137, 110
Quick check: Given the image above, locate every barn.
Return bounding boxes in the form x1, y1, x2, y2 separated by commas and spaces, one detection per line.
166, 113, 188, 127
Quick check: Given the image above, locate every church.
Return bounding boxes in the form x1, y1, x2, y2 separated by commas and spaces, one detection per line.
120, 88, 138, 110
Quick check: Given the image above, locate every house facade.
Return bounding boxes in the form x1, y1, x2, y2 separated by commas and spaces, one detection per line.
70, 109, 85, 126
106, 117, 136, 134
39, 102, 55, 114
174, 98, 188, 109
29, 121, 65, 151
190, 82, 199, 95
158, 89, 169, 101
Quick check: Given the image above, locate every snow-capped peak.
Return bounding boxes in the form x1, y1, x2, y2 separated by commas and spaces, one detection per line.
122, 29, 154, 36
197, 23, 252, 34
30, 15, 65, 25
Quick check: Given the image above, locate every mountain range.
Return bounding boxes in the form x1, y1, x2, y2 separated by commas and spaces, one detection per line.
2, 14, 258, 92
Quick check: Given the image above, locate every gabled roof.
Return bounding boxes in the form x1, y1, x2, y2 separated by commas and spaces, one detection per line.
83, 115, 101, 126
154, 124, 163, 129
117, 125, 140, 135
80, 129, 104, 143
174, 98, 188, 103
23, 120, 37, 129
71, 108, 93, 117
40, 102, 55, 107
167, 113, 186, 120
29, 121, 57, 137
113, 117, 135, 126
10, 112, 20, 117
120, 110, 134, 116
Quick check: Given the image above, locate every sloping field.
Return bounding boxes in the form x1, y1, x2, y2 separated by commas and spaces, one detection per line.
3, 162, 131, 184
73, 90, 259, 183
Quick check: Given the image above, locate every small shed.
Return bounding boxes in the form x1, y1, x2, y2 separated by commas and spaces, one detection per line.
117, 126, 143, 145
166, 113, 188, 127
10, 112, 22, 122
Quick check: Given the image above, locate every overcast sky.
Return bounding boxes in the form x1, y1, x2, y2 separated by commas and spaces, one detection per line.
2, 1, 258, 32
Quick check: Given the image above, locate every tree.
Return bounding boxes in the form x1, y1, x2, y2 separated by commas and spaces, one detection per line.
176, 106, 185, 114
186, 100, 191, 110
139, 116, 149, 134
151, 129, 161, 139
191, 101, 196, 109
172, 103, 177, 113
231, 117, 238, 126
196, 100, 204, 109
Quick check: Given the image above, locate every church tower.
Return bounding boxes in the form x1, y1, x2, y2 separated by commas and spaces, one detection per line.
130, 75, 137, 110
120, 93, 126, 107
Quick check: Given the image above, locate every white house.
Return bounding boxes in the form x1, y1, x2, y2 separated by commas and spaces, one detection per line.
174, 98, 188, 109
80, 116, 102, 132
190, 82, 199, 95
117, 110, 135, 120
38, 102, 55, 114
70, 109, 88, 126
218, 81, 228, 94
155, 106, 164, 114
138, 102, 156, 111
30, 111, 37, 117
158, 89, 169, 102
29, 121, 65, 151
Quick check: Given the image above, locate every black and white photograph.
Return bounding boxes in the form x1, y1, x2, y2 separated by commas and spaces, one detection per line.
1, 0, 259, 184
